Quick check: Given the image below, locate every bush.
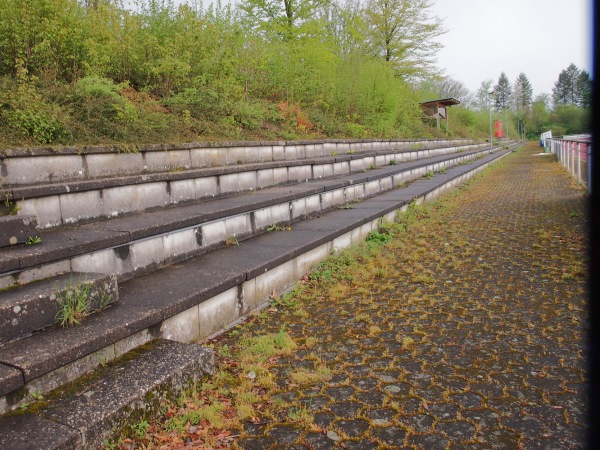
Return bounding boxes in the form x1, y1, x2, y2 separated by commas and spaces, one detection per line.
345, 122, 368, 138
6, 109, 68, 144
70, 76, 137, 139
75, 76, 122, 100
231, 100, 279, 131
0, 69, 69, 144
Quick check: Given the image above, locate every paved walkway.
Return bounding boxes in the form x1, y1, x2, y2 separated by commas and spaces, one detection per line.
227, 145, 588, 449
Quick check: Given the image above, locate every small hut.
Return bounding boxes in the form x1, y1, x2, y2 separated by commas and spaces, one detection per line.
419, 98, 460, 132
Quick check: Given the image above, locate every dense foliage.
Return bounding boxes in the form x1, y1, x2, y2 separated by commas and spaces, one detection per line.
0, 0, 453, 145
529, 64, 591, 137
0, 1, 590, 146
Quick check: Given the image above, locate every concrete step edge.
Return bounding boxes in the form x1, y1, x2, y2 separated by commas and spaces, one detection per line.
0, 339, 214, 449
1, 139, 477, 187
0, 272, 118, 346
9, 143, 489, 229
0, 216, 39, 248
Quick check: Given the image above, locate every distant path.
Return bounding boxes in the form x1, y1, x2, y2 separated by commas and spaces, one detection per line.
230, 143, 588, 448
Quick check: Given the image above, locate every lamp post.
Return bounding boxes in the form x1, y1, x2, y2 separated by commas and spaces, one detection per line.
519, 119, 523, 141
488, 90, 495, 149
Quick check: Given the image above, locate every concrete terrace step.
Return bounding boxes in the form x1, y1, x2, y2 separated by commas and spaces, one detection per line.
0, 216, 39, 248
0, 339, 214, 449
0, 272, 118, 344
3, 140, 483, 228
1, 138, 473, 187
0, 143, 502, 353
0, 146, 514, 415
0, 145, 496, 289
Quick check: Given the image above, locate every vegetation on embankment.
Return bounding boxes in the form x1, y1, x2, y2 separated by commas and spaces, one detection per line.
0, 1, 590, 147
0, 0, 478, 147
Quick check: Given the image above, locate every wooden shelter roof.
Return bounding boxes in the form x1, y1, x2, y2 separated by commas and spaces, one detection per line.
419, 98, 461, 108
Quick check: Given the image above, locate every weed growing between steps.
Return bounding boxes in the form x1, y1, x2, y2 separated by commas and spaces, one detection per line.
225, 235, 239, 246
0, 178, 19, 216
24, 236, 41, 245
1, 197, 19, 216
55, 280, 113, 327
267, 223, 291, 232
110, 144, 588, 448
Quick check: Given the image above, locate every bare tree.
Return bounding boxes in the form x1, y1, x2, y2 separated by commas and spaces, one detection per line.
436, 77, 472, 106
474, 79, 493, 111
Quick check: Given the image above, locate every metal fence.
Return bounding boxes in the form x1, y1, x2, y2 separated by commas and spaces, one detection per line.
545, 136, 592, 191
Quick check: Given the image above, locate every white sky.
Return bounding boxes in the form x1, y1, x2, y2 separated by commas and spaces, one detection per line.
430, 0, 593, 97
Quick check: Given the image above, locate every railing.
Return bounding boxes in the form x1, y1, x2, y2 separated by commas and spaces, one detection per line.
545, 135, 592, 191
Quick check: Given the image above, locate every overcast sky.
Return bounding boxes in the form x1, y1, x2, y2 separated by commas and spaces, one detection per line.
430, 0, 593, 97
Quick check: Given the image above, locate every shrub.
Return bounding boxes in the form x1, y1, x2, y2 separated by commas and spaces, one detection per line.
0, 67, 69, 144
70, 76, 137, 139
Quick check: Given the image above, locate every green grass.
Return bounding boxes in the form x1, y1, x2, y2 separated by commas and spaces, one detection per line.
267, 223, 290, 232
225, 235, 239, 246
54, 280, 113, 327
25, 236, 42, 245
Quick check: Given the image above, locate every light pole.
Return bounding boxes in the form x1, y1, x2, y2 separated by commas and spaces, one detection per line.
488, 90, 495, 149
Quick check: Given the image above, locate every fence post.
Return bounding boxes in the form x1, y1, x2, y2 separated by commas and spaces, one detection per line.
571, 142, 575, 177
570, 141, 573, 175
577, 143, 581, 184
558, 141, 563, 164
589, 144, 593, 192
559, 141, 562, 163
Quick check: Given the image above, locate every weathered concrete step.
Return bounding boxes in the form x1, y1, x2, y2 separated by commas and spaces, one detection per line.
0, 339, 214, 449
0, 138, 473, 186
0, 272, 118, 345
0, 147, 513, 413
5, 142, 464, 198
0, 216, 39, 248
7, 141, 485, 229
0, 146, 496, 288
